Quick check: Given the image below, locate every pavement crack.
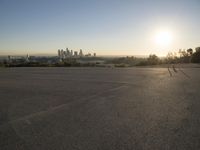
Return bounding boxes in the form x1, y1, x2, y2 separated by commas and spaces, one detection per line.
172, 65, 178, 73
168, 66, 172, 77
179, 68, 190, 78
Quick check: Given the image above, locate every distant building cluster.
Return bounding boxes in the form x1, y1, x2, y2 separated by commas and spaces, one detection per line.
7, 54, 30, 63
2, 48, 98, 65
58, 48, 96, 60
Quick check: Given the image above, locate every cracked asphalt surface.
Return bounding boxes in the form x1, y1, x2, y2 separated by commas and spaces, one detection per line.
0, 67, 200, 150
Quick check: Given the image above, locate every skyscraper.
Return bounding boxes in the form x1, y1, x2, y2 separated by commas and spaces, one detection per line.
79, 49, 83, 57
58, 49, 61, 58
70, 50, 73, 56
61, 49, 64, 59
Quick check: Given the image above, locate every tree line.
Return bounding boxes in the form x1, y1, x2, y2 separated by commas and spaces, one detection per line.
105, 47, 200, 67
166, 47, 200, 64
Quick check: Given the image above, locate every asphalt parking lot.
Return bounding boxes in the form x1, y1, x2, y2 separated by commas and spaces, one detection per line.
0, 67, 200, 150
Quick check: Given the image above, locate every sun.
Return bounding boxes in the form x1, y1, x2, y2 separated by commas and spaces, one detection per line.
155, 30, 173, 47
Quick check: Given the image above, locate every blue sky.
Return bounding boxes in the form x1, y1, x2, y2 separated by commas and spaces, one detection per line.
0, 0, 199, 56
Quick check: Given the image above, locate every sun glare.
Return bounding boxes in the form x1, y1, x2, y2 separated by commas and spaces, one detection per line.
155, 30, 173, 47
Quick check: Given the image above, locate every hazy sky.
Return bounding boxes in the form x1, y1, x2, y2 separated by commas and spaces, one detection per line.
0, 0, 199, 56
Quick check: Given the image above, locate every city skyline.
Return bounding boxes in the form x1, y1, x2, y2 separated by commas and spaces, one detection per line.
0, 0, 200, 56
